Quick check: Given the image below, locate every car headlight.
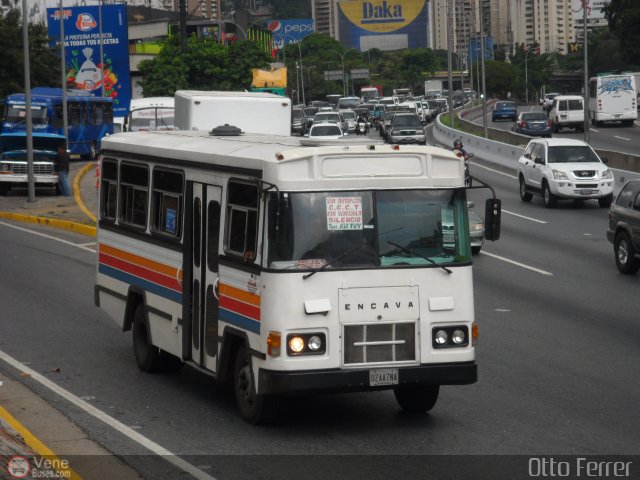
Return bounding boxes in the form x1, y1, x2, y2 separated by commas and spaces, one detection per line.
601, 169, 613, 179
469, 223, 483, 232
552, 169, 569, 180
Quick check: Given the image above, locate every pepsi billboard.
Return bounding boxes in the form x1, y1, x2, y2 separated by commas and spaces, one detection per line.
266, 18, 314, 50
46, 4, 131, 117
337, 0, 428, 51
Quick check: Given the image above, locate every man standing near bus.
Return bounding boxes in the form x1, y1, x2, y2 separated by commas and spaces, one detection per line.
55, 144, 71, 197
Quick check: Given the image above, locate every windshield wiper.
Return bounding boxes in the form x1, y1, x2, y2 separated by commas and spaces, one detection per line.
386, 241, 452, 274
302, 240, 370, 280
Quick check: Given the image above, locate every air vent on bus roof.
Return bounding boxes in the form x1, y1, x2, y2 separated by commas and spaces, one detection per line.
210, 124, 243, 136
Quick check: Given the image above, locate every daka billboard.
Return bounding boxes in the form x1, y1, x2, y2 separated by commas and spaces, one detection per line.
46, 4, 131, 117
337, 0, 428, 51
267, 18, 314, 50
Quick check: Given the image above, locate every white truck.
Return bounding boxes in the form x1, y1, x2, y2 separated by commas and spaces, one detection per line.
174, 90, 292, 135
424, 80, 443, 99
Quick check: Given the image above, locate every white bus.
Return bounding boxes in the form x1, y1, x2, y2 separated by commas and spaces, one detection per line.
125, 97, 175, 132
588, 74, 637, 127
95, 129, 500, 424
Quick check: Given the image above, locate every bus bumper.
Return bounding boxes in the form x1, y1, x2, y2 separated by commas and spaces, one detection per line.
258, 362, 477, 395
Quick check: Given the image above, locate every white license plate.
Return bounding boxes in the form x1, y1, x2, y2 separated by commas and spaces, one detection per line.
578, 189, 596, 195
369, 368, 399, 386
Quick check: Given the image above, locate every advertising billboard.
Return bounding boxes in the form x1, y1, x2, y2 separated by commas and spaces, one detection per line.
337, 0, 428, 51
46, 4, 131, 117
267, 19, 314, 50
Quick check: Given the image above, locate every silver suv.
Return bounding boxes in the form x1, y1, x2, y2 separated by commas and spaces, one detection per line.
387, 113, 426, 145
517, 138, 613, 208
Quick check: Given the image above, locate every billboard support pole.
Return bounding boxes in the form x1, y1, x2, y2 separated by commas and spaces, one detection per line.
59, 0, 68, 149
583, 1, 590, 143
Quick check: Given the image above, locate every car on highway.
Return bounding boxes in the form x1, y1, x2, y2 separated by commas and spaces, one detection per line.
387, 112, 426, 145
607, 179, 640, 274
548, 95, 585, 133
291, 107, 309, 136
518, 138, 614, 208
491, 101, 518, 122
313, 112, 347, 132
341, 109, 357, 133
467, 203, 485, 254
512, 111, 552, 137
542, 93, 559, 113
305, 122, 346, 140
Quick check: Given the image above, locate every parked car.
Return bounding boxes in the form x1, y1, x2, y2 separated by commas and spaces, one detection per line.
305, 122, 346, 140
512, 111, 552, 137
548, 95, 585, 133
542, 93, 559, 113
492, 101, 518, 122
387, 112, 426, 145
517, 138, 614, 208
607, 179, 640, 274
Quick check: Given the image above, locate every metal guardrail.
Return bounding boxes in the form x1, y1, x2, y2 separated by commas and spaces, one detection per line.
432, 104, 640, 188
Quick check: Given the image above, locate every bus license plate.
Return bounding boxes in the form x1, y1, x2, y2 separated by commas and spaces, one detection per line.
369, 368, 399, 386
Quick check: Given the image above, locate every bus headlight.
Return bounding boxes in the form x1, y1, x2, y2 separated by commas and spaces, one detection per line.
432, 326, 469, 348
286, 333, 326, 356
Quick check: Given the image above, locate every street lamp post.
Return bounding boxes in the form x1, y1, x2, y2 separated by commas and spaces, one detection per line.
479, 0, 488, 138
446, 0, 454, 128
328, 48, 356, 97
283, 36, 305, 105
524, 46, 536, 105
582, 3, 590, 143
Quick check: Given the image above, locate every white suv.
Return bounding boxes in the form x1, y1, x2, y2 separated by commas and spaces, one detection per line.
517, 138, 614, 208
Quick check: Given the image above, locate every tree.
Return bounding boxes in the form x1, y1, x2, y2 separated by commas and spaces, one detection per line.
602, 0, 640, 69
0, 9, 61, 100
483, 61, 519, 99
138, 35, 270, 97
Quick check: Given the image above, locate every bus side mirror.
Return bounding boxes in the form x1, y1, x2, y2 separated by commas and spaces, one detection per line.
484, 198, 501, 241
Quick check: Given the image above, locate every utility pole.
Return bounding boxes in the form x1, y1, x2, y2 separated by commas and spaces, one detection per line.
583, 2, 590, 143
479, 0, 488, 138
22, 0, 35, 201
446, 0, 454, 128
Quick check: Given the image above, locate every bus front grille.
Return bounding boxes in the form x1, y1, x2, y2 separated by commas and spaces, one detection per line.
343, 322, 416, 366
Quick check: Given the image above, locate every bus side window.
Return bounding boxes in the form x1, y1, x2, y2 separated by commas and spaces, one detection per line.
100, 158, 118, 222
119, 162, 149, 229
151, 168, 184, 238
69, 102, 81, 127
225, 181, 258, 262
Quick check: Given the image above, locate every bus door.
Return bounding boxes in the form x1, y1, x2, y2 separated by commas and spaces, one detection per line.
183, 182, 222, 371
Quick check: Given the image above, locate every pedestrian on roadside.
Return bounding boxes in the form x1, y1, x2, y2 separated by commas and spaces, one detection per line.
55, 143, 71, 197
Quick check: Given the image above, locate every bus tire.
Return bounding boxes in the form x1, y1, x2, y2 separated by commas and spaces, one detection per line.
233, 345, 276, 424
393, 385, 439, 413
132, 304, 161, 373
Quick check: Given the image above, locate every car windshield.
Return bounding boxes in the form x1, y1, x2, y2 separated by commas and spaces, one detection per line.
496, 102, 515, 109
292, 110, 303, 119
311, 125, 341, 136
338, 98, 360, 110
4, 105, 48, 125
523, 113, 547, 121
315, 113, 339, 122
129, 107, 175, 131
392, 115, 422, 128
265, 189, 471, 270
547, 145, 601, 163
342, 111, 356, 119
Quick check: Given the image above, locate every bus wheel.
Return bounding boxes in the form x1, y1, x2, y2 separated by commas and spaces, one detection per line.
132, 304, 161, 373
233, 345, 276, 424
393, 385, 440, 413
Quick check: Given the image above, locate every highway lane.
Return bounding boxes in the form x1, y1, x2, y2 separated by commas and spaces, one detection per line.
1, 173, 639, 480
474, 104, 640, 156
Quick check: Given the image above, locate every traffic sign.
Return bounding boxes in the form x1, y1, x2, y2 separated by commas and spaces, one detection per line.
350, 68, 370, 79
324, 70, 343, 81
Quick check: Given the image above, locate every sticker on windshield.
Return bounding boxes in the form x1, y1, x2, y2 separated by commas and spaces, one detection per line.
326, 197, 363, 230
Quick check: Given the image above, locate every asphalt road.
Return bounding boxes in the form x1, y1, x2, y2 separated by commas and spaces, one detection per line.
1, 158, 639, 479
477, 104, 640, 156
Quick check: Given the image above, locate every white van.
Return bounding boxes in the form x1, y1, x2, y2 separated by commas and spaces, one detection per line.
548, 95, 585, 133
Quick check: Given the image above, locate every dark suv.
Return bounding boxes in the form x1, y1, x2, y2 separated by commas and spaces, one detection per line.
607, 179, 640, 274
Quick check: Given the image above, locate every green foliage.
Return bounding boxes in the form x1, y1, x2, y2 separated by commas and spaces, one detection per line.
138, 35, 271, 97
603, 0, 640, 68
0, 9, 61, 100
483, 61, 519, 99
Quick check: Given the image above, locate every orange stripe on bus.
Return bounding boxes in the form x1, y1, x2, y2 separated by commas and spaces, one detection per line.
219, 283, 260, 306
100, 243, 180, 279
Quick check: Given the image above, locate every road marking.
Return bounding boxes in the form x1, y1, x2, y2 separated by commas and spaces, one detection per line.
0, 221, 96, 253
480, 251, 554, 276
470, 161, 517, 179
0, 350, 217, 480
613, 135, 631, 141
590, 128, 599, 133
77, 241, 97, 248
501, 209, 548, 224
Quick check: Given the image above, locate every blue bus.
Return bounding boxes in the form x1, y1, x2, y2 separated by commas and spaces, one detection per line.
1, 87, 114, 160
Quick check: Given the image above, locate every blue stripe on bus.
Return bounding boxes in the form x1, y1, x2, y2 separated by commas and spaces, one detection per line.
99, 263, 182, 304
219, 308, 260, 334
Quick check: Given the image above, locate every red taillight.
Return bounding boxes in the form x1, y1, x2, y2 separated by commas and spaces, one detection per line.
519, 121, 525, 128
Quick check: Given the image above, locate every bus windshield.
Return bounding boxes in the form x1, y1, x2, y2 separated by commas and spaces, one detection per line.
128, 107, 175, 131
4, 105, 48, 126
265, 189, 470, 270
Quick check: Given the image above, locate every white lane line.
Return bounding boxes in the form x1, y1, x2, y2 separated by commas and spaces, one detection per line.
0, 221, 95, 253
0, 350, 217, 480
501, 209, 548, 224
613, 135, 631, 141
480, 251, 554, 276
590, 128, 599, 133
470, 161, 517, 178
77, 242, 97, 248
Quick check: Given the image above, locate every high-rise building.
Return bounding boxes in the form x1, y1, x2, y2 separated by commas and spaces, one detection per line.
311, 0, 339, 39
